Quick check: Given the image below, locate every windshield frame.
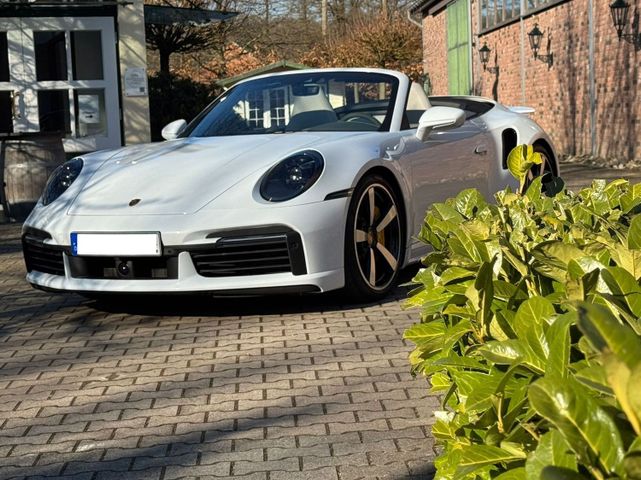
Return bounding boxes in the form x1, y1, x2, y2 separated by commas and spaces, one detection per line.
181, 70, 402, 138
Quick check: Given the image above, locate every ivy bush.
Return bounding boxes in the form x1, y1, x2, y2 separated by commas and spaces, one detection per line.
404, 146, 641, 479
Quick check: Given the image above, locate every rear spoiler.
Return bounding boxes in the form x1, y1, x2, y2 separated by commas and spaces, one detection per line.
508, 106, 536, 115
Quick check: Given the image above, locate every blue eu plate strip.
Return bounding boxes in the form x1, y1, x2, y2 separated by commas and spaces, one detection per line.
70, 232, 78, 256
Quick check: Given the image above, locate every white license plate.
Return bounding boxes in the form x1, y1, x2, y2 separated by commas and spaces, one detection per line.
71, 233, 161, 257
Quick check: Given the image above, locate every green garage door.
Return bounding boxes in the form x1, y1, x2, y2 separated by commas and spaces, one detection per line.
447, 0, 471, 95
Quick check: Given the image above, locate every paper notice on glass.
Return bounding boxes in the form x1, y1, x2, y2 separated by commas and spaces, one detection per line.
124, 67, 148, 97
78, 94, 100, 124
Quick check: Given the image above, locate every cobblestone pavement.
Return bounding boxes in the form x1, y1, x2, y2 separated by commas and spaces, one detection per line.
0, 223, 437, 480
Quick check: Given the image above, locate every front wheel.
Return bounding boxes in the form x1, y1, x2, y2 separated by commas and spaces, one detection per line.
344, 174, 404, 300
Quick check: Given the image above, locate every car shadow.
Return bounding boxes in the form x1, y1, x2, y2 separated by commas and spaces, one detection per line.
85, 264, 422, 317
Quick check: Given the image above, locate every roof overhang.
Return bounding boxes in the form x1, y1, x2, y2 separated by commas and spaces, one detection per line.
0, 0, 131, 6
144, 5, 237, 25
216, 60, 309, 89
409, 0, 449, 16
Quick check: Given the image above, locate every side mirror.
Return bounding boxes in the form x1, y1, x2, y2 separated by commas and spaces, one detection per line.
161, 119, 187, 141
415, 107, 466, 142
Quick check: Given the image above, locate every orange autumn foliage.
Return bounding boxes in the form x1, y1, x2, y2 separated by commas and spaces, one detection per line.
302, 13, 423, 81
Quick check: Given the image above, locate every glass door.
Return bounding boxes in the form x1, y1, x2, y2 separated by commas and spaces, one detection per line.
0, 19, 25, 135
0, 17, 121, 152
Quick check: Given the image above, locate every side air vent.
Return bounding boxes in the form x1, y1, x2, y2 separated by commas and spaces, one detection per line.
502, 128, 518, 170
22, 230, 65, 276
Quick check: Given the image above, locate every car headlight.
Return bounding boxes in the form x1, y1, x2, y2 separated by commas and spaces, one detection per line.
42, 158, 84, 206
260, 151, 324, 202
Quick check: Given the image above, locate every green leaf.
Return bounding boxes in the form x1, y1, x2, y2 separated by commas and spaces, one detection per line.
629, 215, 641, 250
450, 228, 482, 262
494, 467, 526, 480
600, 266, 641, 318
574, 364, 612, 395
610, 244, 641, 281
602, 352, 641, 436
526, 430, 578, 480
429, 372, 451, 393
441, 320, 474, 350
532, 242, 585, 283
627, 361, 641, 436
407, 286, 452, 318
440, 266, 476, 285
576, 302, 641, 370
475, 259, 496, 336
507, 144, 542, 185
545, 313, 574, 379
428, 354, 488, 374
452, 370, 503, 414
624, 451, 641, 480
528, 377, 625, 476
479, 340, 545, 373
513, 297, 554, 362
403, 321, 445, 344
432, 202, 464, 223
621, 183, 641, 214
455, 445, 526, 477
455, 188, 486, 218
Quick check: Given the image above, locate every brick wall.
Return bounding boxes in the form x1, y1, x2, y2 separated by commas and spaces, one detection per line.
423, 13, 448, 95
422, 0, 641, 161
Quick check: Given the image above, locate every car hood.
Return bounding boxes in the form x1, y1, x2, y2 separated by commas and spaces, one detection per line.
67, 134, 344, 216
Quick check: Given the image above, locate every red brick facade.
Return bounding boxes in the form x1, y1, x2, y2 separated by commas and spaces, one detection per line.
420, 0, 641, 160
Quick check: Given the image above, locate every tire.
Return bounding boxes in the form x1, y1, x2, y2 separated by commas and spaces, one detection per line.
343, 174, 404, 300
524, 144, 556, 193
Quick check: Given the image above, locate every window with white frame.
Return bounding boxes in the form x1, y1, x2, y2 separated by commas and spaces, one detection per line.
246, 90, 263, 128
269, 88, 288, 126
480, 0, 563, 32
480, 0, 520, 31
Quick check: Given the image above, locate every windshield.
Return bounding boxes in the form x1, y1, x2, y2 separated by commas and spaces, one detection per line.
185, 71, 399, 137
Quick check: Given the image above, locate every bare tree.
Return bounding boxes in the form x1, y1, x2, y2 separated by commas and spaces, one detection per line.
145, 0, 236, 75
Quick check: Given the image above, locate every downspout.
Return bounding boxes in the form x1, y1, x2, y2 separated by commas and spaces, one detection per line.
588, 0, 596, 156
520, 0, 526, 104
468, 0, 474, 95
406, 9, 423, 28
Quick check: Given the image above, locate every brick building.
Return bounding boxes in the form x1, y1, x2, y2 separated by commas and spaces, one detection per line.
411, 0, 641, 161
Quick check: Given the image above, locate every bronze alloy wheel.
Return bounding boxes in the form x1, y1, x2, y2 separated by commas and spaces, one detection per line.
344, 174, 403, 299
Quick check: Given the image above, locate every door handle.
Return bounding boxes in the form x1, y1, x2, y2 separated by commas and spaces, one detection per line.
10, 91, 21, 120
474, 145, 488, 156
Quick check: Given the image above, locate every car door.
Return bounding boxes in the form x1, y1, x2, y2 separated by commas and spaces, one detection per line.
396, 116, 494, 257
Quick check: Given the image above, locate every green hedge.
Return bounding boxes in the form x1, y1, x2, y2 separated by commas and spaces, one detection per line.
405, 147, 641, 479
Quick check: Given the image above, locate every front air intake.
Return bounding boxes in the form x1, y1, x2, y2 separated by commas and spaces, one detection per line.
189, 232, 306, 278
22, 230, 65, 276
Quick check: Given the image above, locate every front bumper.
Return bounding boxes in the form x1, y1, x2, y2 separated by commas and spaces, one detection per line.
23, 199, 348, 294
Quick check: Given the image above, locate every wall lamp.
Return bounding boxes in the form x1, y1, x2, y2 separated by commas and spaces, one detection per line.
478, 42, 499, 74
609, 0, 641, 49
528, 24, 554, 67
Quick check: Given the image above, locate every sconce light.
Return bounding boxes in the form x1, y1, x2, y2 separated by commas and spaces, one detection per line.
478, 42, 499, 74
527, 23, 554, 67
609, 0, 641, 49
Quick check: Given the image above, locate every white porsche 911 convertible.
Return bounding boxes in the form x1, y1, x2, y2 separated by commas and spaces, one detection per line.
22, 68, 558, 299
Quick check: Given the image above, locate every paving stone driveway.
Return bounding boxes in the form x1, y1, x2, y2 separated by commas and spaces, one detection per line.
0, 223, 437, 480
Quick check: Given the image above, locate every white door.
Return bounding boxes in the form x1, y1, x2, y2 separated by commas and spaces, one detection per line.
0, 17, 121, 152
0, 19, 23, 135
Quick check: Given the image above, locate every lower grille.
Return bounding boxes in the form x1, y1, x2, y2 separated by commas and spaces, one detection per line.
22, 230, 65, 276
189, 232, 305, 278
68, 256, 178, 280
